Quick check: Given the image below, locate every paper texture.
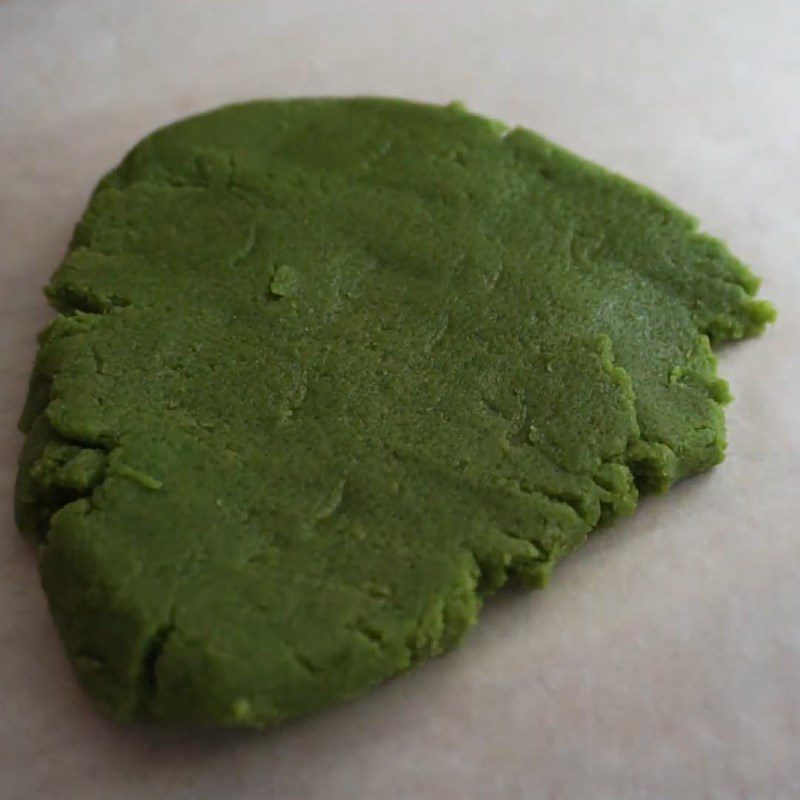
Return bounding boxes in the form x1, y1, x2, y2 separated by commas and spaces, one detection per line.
1, 1, 798, 797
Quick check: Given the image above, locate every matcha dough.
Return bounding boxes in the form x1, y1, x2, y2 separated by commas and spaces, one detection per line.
16, 98, 774, 727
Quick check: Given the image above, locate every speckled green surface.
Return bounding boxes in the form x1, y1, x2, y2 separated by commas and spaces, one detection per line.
15, 98, 774, 727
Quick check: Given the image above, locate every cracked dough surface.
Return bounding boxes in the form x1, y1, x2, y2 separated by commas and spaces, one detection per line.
15, 98, 774, 727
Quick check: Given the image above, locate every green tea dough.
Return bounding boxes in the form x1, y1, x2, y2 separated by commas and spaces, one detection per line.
16, 98, 774, 727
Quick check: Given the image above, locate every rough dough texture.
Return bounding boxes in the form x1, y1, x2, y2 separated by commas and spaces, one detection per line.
15, 98, 774, 727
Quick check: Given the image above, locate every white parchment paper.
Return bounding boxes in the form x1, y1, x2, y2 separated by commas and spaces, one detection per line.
1, 2, 798, 797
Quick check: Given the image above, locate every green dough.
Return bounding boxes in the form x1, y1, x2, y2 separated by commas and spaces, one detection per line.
16, 98, 774, 727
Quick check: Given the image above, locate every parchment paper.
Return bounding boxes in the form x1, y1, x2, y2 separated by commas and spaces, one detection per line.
1, 2, 798, 797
